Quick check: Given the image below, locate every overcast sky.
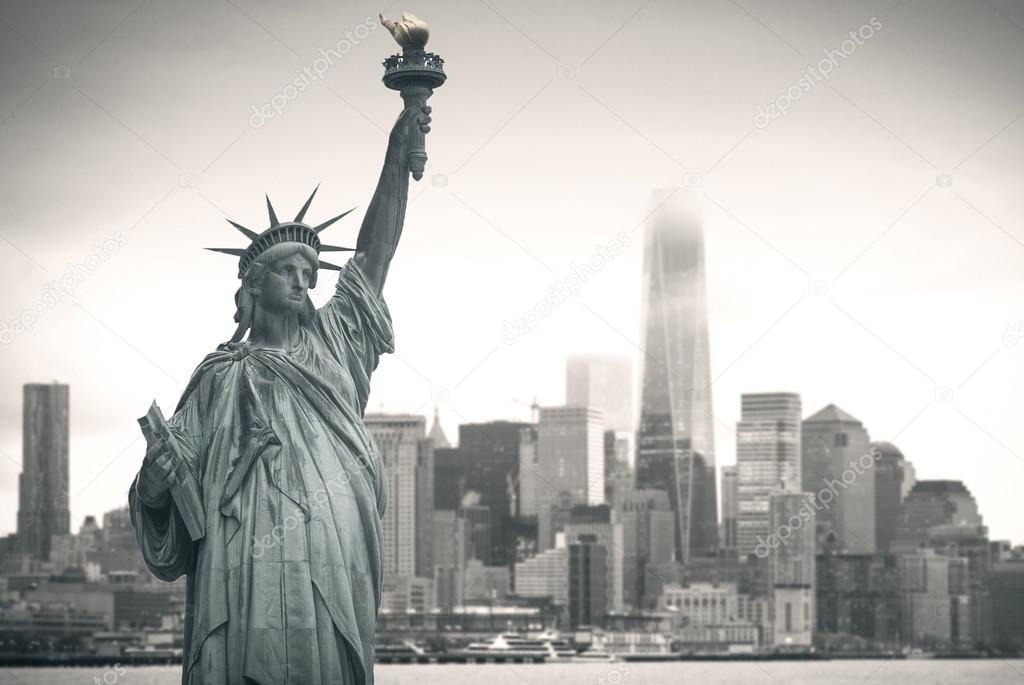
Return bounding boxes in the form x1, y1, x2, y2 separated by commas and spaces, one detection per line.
1, 0, 1022, 543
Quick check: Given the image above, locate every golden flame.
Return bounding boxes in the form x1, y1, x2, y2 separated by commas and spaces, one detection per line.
380, 12, 430, 50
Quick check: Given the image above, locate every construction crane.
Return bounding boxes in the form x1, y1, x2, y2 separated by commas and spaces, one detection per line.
510, 397, 540, 423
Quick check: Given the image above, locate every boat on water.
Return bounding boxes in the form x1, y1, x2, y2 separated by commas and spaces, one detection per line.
571, 647, 619, 663
376, 640, 426, 659
122, 645, 184, 659
459, 632, 574, 659
535, 628, 580, 659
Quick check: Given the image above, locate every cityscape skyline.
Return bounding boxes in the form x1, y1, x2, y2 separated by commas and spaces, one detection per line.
3, 188, 1020, 653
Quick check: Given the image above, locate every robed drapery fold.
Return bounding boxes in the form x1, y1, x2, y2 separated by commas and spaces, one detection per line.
129, 260, 394, 685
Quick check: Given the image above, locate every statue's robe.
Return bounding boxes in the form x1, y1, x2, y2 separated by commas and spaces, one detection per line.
129, 260, 392, 685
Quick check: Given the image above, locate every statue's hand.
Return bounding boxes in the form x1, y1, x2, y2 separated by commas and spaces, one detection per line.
137, 435, 177, 509
387, 105, 432, 168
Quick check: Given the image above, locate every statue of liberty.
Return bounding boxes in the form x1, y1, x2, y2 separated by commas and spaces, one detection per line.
129, 15, 441, 682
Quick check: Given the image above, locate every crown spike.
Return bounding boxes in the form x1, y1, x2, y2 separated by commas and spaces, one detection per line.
313, 207, 356, 233
319, 245, 356, 252
318, 259, 344, 271
294, 184, 320, 223
205, 247, 248, 257
266, 194, 279, 226
226, 219, 260, 241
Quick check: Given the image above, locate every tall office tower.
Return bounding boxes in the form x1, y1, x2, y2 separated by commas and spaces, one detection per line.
563, 515, 625, 613
604, 432, 632, 507
415, 439, 434, 577
603, 430, 631, 482
801, 404, 875, 553
892, 480, 985, 554
364, 414, 432, 577
720, 466, 739, 550
947, 557, 975, 648
458, 504, 493, 564
768, 490, 815, 646
518, 426, 540, 517
17, 383, 70, 561
986, 560, 1024, 651
434, 446, 468, 510
459, 421, 533, 565
537, 406, 605, 511
568, 538, 609, 628
871, 441, 915, 553
736, 393, 802, 556
635, 188, 717, 564
566, 353, 634, 434
617, 489, 674, 609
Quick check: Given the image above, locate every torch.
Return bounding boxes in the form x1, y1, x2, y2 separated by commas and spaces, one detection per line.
380, 12, 446, 181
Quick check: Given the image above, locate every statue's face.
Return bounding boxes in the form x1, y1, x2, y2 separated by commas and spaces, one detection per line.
255, 252, 316, 316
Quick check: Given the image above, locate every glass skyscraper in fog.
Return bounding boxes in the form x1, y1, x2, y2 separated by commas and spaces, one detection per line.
635, 188, 718, 564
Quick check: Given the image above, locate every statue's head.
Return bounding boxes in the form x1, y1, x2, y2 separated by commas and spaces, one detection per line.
205, 186, 355, 342
242, 241, 318, 318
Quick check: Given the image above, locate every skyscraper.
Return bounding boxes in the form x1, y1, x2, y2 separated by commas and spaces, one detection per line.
736, 393, 802, 556
635, 188, 717, 564
891, 480, 984, 554
568, 539, 608, 628
986, 560, 1024, 651
769, 490, 815, 647
518, 426, 540, 518
720, 465, 738, 551
801, 404, 875, 554
566, 353, 634, 434
537, 406, 605, 510
900, 549, 955, 647
815, 553, 901, 648
364, 414, 432, 577
433, 446, 468, 511
617, 489, 674, 609
458, 421, 533, 565
563, 514, 625, 613
17, 382, 70, 561
872, 441, 915, 553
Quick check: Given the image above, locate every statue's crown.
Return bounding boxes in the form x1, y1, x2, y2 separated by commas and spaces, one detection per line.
205, 185, 354, 278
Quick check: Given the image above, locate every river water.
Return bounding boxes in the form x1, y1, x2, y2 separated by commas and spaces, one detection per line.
1, 660, 1020, 684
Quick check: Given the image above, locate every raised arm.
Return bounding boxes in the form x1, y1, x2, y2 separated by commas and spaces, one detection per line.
351, 105, 432, 296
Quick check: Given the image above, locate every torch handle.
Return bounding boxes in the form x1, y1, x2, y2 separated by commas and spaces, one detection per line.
401, 85, 433, 182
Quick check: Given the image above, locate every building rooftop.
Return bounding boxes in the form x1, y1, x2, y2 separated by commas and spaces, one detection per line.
908, 480, 971, 496
427, 407, 450, 448
871, 441, 904, 459
804, 403, 862, 425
